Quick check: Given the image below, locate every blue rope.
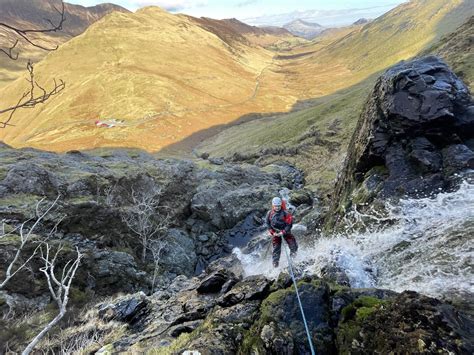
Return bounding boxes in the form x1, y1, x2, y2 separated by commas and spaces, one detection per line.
283, 244, 316, 355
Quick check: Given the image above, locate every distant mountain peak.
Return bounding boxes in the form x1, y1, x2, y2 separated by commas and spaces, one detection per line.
287, 19, 324, 27
283, 18, 326, 39
353, 18, 370, 25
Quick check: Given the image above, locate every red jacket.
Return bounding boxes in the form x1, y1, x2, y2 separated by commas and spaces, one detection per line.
265, 204, 293, 236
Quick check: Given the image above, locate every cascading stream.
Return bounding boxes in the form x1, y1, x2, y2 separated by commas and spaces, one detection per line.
235, 177, 474, 301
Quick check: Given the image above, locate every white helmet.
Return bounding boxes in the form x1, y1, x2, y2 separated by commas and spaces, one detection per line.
272, 197, 282, 207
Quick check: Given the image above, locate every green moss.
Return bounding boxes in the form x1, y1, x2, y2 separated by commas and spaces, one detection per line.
337, 296, 388, 353
0, 194, 41, 209
147, 331, 194, 355
69, 288, 89, 306
240, 287, 294, 353
0, 234, 22, 245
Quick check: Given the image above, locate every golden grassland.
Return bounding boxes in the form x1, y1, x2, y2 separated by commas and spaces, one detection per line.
194, 0, 474, 194
0, 0, 472, 156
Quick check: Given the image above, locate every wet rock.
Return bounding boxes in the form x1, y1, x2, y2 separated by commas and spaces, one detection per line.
98, 292, 148, 324
442, 144, 474, 175
197, 270, 229, 294
247, 278, 334, 354
219, 275, 271, 307
336, 291, 474, 354
205, 254, 245, 280
177, 301, 261, 354
321, 264, 351, 286
330, 56, 474, 227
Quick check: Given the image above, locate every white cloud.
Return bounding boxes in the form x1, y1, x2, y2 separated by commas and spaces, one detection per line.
132, 0, 208, 12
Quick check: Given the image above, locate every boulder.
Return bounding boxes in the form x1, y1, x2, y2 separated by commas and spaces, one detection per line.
244, 279, 334, 354
98, 292, 148, 325
0, 162, 65, 198
197, 270, 230, 294
329, 56, 474, 226
85, 250, 150, 294
158, 229, 197, 277
218, 275, 272, 307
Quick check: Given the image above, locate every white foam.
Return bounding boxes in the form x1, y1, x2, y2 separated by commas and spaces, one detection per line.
236, 179, 474, 299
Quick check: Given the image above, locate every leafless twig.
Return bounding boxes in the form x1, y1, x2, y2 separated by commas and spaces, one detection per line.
0, 61, 65, 128
22, 243, 83, 355
0, 196, 60, 290
0, 1, 65, 60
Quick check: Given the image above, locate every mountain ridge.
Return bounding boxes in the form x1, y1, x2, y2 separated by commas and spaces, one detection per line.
283, 19, 326, 39
0, 0, 129, 85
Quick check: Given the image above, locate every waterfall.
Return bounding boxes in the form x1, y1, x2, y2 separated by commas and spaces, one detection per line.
235, 177, 474, 300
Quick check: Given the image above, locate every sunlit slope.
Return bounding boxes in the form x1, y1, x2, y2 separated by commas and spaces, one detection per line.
279, 0, 474, 98
196, 2, 474, 194
0, 0, 128, 86
423, 16, 473, 90
0, 7, 296, 151
1, 1, 472, 153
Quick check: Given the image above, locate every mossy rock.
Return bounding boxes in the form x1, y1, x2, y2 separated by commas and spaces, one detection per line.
242, 279, 334, 354
337, 296, 388, 354
289, 189, 313, 206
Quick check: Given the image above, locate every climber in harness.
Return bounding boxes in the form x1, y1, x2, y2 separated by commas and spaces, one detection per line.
265, 197, 298, 267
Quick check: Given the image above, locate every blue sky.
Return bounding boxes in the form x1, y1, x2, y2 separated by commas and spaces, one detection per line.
67, 0, 407, 26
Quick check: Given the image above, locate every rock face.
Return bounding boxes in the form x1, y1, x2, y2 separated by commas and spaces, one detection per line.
0, 145, 299, 320
28, 271, 473, 355
329, 56, 474, 225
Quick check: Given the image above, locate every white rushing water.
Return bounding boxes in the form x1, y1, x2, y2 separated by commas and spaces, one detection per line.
235, 178, 474, 300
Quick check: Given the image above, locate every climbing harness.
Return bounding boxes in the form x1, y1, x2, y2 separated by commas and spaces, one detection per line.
283, 244, 316, 355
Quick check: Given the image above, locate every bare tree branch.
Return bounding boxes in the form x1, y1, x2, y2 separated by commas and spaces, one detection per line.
0, 1, 66, 128
0, 195, 61, 290
0, 1, 65, 60
106, 183, 170, 262
0, 61, 65, 128
148, 239, 166, 293
22, 244, 83, 355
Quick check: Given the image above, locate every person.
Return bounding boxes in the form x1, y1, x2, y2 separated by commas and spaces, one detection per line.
265, 197, 298, 267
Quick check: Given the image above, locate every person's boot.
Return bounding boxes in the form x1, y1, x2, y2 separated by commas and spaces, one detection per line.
273, 260, 279, 268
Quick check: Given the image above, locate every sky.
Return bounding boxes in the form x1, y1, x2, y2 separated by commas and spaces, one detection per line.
66, 0, 407, 26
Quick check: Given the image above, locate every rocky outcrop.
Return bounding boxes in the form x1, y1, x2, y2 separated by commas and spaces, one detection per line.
0, 145, 299, 320
27, 270, 473, 355
329, 56, 474, 226
337, 291, 474, 354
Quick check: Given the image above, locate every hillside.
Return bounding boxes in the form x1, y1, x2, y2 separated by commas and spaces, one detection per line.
0, 7, 292, 152
0, 0, 472, 157
187, 17, 297, 48
422, 15, 474, 90
195, 0, 474, 194
0, 0, 129, 85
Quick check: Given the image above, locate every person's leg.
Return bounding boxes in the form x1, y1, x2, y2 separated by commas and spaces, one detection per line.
284, 234, 298, 258
272, 235, 282, 267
